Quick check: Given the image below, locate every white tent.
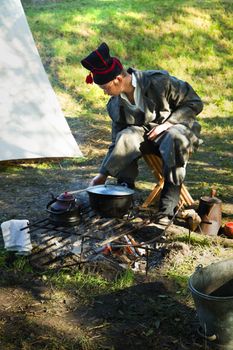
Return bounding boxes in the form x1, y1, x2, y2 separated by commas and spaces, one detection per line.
0, 0, 83, 161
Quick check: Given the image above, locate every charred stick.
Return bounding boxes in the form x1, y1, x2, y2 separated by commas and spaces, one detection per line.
20, 218, 48, 231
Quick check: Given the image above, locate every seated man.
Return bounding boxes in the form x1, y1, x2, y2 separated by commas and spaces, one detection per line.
81, 43, 203, 224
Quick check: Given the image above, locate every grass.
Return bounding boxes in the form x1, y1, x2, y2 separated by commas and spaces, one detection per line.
0, 250, 33, 271
19, 0, 233, 201
176, 233, 212, 247
1, 0, 230, 294
0, 2, 232, 348
22, 0, 232, 119
6, 0, 233, 306
45, 267, 135, 303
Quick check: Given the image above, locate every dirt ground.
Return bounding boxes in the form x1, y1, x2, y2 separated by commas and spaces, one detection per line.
0, 243, 232, 350
0, 108, 233, 349
8, 1, 231, 346
0, 276, 200, 350
0, 162, 233, 350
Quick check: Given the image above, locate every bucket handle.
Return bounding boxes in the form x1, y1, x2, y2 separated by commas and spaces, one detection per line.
197, 326, 217, 342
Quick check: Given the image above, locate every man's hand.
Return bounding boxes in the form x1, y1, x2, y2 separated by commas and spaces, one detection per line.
147, 121, 172, 141
89, 173, 107, 186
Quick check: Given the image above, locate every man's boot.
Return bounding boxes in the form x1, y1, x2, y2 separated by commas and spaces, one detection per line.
155, 182, 181, 224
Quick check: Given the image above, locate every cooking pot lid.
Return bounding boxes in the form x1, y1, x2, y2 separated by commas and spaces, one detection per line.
86, 184, 134, 196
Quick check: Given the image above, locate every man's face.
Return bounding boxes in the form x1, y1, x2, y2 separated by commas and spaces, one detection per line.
98, 77, 122, 96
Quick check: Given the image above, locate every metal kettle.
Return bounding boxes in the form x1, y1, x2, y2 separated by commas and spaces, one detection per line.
49, 192, 77, 212
197, 189, 222, 236
46, 191, 81, 226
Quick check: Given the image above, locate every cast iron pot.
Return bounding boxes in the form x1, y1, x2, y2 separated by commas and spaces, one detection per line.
86, 184, 134, 218
46, 191, 81, 226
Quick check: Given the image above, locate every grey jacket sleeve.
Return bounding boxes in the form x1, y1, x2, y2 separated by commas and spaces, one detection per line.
165, 76, 204, 127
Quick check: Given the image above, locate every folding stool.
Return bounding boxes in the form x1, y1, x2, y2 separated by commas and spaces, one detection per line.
141, 152, 194, 209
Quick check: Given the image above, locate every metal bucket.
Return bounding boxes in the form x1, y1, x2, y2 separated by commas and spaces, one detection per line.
188, 259, 233, 349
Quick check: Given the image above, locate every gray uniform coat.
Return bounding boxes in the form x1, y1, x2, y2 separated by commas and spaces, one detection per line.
99, 68, 203, 185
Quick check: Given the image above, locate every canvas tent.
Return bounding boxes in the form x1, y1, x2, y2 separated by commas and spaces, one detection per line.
0, 0, 83, 161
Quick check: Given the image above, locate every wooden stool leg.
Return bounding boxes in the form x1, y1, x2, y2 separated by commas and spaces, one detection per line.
180, 184, 194, 206
141, 179, 164, 208
142, 153, 194, 208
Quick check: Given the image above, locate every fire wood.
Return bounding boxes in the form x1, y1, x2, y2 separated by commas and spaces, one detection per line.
97, 221, 147, 246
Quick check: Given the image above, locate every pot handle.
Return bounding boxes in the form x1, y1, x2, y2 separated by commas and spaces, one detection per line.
46, 198, 56, 209
46, 193, 57, 210
197, 326, 217, 342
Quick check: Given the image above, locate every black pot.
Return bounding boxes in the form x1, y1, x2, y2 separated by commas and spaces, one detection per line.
86, 185, 134, 218
46, 192, 81, 226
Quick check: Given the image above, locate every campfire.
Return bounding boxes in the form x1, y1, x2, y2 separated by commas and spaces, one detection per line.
19, 192, 170, 276
3, 187, 228, 279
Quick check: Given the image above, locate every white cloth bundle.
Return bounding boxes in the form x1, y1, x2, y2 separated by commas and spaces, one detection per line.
1, 219, 32, 255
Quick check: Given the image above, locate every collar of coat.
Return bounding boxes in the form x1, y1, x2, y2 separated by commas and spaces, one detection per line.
127, 67, 169, 93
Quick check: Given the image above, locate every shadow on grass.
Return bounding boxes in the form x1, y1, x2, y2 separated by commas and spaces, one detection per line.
69, 280, 214, 350
0, 267, 218, 350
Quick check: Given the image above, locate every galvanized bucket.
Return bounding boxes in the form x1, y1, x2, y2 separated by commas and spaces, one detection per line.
188, 259, 233, 349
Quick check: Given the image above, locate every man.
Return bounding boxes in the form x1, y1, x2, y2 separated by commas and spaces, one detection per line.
81, 43, 203, 224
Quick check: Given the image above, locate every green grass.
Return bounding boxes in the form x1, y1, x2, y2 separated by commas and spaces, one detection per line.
1, 3, 232, 344
19, 0, 233, 203
0, 250, 33, 271
45, 268, 134, 303
22, 0, 232, 120
2, 0, 230, 299
0, 249, 7, 268
176, 233, 212, 247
